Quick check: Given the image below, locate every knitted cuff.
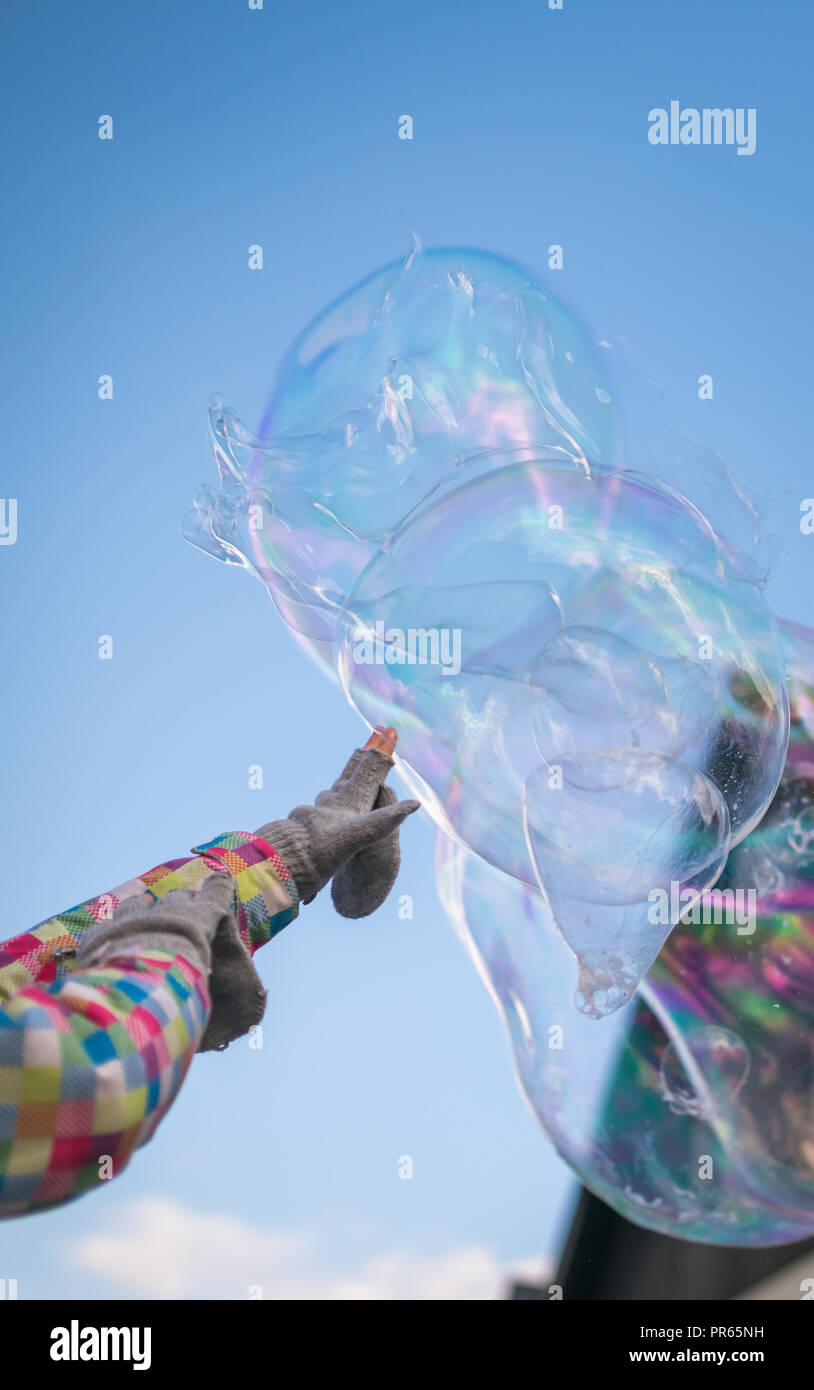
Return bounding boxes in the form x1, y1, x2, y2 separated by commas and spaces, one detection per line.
254, 819, 318, 904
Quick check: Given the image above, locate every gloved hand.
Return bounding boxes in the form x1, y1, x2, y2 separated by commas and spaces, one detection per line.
74, 874, 267, 1054
330, 727, 409, 918
73, 873, 235, 980
258, 734, 419, 910
71, 732, 419, 1057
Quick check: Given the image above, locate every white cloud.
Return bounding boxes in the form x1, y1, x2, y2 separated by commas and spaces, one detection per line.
68, 1195, 547, 1301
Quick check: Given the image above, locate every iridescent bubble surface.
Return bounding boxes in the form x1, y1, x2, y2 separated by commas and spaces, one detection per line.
186, 244, 616, 652
186, 244, 806, 1241
333, 457, 786, 1011
438, 620, 814, 1244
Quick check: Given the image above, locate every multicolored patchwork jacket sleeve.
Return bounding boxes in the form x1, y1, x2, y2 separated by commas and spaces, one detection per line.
0, 831, 298, 1219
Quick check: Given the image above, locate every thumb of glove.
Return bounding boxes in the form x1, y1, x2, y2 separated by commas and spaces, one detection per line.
346, 799, 420, 855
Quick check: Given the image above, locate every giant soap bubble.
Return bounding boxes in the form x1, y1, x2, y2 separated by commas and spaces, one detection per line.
186, 243, 803, 1240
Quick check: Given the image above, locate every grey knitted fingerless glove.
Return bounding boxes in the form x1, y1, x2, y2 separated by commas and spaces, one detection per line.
257, 747, 419, 910
73, 874, 233, 979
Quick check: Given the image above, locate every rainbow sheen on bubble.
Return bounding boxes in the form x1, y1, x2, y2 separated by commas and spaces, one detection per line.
186, 244, 616, 653
334, 459, 786, 1013
186, 243, 805, 1242
439, 620, 814, 1245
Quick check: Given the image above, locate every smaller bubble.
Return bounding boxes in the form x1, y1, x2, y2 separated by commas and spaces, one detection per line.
659, 1027, 751, 1119
523, 751, 731, 1016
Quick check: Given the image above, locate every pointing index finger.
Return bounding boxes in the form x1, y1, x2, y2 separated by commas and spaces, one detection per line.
364, 725, 398, 757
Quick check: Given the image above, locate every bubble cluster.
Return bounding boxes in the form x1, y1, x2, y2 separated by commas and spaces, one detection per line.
332, 458, 786, 1013
186, 244, 804, 1241
439, 620, 814, 1245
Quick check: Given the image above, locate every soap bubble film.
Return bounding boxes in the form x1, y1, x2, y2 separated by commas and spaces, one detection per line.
438, 619, 814, 1246
186, 244, 803, 1241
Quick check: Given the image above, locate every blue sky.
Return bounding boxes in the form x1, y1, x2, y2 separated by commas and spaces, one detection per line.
2, 0, 812, 1297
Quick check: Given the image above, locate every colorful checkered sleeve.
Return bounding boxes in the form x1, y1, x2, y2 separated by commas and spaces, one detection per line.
0, 949, 208, 1217
0, 831, 299, 1218
190, 831, 298, 953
